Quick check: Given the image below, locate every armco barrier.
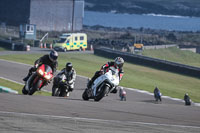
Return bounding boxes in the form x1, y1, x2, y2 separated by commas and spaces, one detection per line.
0, 39, 27, 51
94, 47, 200, 78
0, 39, 12, 49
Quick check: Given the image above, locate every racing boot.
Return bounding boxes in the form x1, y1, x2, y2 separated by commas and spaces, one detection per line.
66, 92, 70, 97
23, 67, 35, 81
87, 78, 93, 89
23, 73, 31, 81
110, 88, 118, 93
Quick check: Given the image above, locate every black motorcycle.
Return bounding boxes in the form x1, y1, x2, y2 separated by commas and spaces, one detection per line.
52, 77, 70, 97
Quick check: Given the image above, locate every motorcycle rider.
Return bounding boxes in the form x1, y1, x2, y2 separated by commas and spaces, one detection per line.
184, 93, 191, 106
52, 62, 76, 97
87, 57, 124, 93
119, 87, 126, 101
23, 50, 58, 81
154, 86, 161, 101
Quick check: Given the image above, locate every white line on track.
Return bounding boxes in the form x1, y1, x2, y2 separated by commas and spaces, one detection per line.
1, 59, 200, 106
0, 110, 199, 129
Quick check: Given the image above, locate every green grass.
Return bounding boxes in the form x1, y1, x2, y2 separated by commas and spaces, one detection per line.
0, 78, 51, 96
143, 47, 200, 67
0, 53, 200, 102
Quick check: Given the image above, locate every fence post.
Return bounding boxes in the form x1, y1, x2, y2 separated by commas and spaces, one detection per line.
12, 43, 15, 50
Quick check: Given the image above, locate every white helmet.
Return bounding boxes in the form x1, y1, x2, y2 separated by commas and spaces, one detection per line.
114, 57, 124, 69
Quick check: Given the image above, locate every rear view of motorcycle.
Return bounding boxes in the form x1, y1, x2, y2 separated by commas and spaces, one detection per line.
154, 92, 162, 102
119, 87, 126, 101
82, 66, 120, 102
22, 64, 53, 95
52, 77, 70, 97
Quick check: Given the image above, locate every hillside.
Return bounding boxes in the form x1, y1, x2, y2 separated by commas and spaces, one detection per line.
85, 0, 200, 17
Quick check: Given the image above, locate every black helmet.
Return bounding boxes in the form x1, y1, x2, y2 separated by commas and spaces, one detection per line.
49, 50, 58, 62
66, 62, 73, 72
114, 57, 124, 69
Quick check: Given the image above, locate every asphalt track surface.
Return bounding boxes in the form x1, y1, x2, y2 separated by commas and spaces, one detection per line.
0, 49, 200, 133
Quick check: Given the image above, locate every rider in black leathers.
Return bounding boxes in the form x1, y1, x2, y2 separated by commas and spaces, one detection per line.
184, 93, 191, 106
23, 50, 58, 81
52, 62, 76, 97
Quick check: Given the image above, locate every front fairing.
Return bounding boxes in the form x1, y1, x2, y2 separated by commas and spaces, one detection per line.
37, 64, 53, 81
92, 67, 120, 96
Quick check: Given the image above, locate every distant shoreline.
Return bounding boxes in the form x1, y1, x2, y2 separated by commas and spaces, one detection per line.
85, 0, 200, 18
84, 11, 200, 32
85, 10, 199, 18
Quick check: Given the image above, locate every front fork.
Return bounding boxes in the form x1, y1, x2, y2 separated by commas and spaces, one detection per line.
25, 73, 36, 91
25, 74, 45, 91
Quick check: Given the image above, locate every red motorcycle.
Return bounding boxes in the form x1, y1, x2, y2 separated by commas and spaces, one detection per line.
22, 64, 53, 95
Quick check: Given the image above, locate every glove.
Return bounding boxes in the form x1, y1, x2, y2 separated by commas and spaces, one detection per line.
59, 81, 67, 86
31, 67, 37, 71
99, 70, 104, 75
35, 64, 39, 68
68, 80, 73, 85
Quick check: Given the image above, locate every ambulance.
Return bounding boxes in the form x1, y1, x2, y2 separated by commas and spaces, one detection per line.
53, 33, 87, 52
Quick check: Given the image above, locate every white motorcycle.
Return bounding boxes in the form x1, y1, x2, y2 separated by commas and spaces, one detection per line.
82, 66, 120, 101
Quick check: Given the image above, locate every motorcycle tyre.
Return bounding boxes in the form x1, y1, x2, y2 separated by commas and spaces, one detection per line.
94, 85, 109, 102
22, 86, 28, 95
29, 79, 42, 95
82, 89, 89, 101
54, 88, 60, 97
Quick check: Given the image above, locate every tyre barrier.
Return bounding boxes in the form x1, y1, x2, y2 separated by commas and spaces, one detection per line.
11, 43, 28, 51
0, 39, 28, 51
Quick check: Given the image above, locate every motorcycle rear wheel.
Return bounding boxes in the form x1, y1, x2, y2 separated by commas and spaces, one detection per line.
55, 88, 60, 96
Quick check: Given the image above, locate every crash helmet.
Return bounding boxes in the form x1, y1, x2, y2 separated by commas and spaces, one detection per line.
49, 50, 58, 62
66, 62, 73, 72
114, 57, 124, 69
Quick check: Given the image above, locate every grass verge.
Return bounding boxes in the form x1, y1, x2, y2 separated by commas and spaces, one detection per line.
143, 47, 200, 67
0, 53, 200, 102
0, 77, 51, 96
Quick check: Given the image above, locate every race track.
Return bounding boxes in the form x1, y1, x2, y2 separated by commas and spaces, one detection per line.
0, 52, 200, 133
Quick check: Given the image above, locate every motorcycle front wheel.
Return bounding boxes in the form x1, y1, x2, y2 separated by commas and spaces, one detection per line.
94, 85, 109, 102
29, 79, 43, 95
82, 89, 89, 101
22, 86, 28, 95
